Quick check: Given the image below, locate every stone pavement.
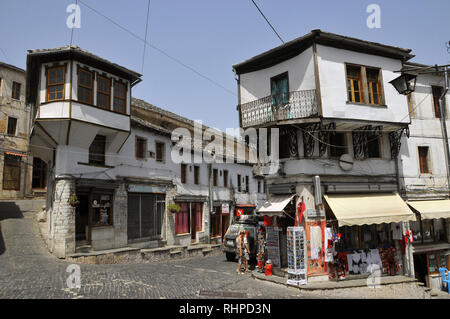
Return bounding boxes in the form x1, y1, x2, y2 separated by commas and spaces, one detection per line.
0, 210, 444, 299
0, 211, 317, 299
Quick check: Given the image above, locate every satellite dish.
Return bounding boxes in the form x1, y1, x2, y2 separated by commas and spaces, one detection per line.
339, 154, 353, 171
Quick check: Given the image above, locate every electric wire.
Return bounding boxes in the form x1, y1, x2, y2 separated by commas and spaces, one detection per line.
249, 0, 284, 44
77, 0, 236, 96
141, 0, 151, 75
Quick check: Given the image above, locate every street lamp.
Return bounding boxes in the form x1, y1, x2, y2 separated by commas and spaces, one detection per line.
389, 73, 417, 95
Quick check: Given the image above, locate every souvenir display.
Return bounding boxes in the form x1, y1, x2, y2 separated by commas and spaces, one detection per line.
286, 226, 307, 286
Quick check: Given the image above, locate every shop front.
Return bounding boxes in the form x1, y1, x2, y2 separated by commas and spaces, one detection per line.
210, 202, 231, 243
322, 193, 417, 281
172, 195, 207, 245
407, 200, 450, 290
257, 195, 297, 269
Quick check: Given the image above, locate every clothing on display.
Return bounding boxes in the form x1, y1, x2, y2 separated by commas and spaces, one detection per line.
391, 222, 403, 240
324, 227, 334, 262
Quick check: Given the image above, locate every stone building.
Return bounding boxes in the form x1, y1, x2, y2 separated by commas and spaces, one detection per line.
397, 61, 450, 290
233, 29, 418, 282
26, 46, 265, 258
0, 61, 33, 199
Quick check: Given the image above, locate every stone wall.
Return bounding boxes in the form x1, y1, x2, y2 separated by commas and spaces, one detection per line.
51, 176, 76, 258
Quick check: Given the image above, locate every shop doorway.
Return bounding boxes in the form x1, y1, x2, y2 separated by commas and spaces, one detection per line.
414, 253, 428, 285
75, 194, 90, 243
127, 193, 165, 241
221, 214, 230, 242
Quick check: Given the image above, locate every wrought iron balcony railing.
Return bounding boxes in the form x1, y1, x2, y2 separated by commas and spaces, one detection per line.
239, 89, 318, 128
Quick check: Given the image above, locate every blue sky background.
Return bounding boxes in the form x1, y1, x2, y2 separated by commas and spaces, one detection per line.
1, 0, 449, 131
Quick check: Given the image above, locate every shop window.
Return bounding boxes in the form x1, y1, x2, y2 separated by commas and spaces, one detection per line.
6, 117, 17, 135
422, 219, 434, 243
194, 202, 202, 232
213, 169, 218, 187
366, 68, 383, 105
223, 170, 228, 188
135, 137, 146, 160
181, 164, 187, 184
432, 86, 443, 118
175, 203, 190, 234
210, 206, 221, 238
78, 68, 93, 104
410, 220, 422, 242
47, 66, 65, 101
113, 81, 126, 113
418, 146, 430, 174
96, 75, 110, 109
270, 72, 289, 107
127, 193, 165, 240
91, 193, 113, 226
329, 133, 347, 158
89, 135, 106, 166
346, 65, 364, 103
2, 154, 21, 190
32, 157, 47, 189
11, 81, 21, 100
193, 165, 200, 185
155, 141, 165, 162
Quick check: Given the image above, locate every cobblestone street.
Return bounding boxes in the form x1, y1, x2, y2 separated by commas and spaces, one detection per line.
0, 212, 436, 299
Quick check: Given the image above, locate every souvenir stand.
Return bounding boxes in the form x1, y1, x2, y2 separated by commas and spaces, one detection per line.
286, 226, 307, 286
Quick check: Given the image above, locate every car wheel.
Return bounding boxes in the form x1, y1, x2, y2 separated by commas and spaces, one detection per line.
225, 252, 236, 262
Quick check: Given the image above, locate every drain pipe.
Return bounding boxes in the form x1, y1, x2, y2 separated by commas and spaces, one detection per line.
439, 67, 450, 197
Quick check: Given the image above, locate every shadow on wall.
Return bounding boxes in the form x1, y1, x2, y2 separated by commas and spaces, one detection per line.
0, 202, 24, 255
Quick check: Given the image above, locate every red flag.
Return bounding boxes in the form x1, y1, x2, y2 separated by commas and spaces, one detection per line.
295, 202, 306, 226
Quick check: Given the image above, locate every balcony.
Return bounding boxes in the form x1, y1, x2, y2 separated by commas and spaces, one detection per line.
239, 89, 318, 128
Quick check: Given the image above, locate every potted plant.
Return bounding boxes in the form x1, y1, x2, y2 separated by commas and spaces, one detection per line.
167, 204, 181, 213
69, 194, 80, 207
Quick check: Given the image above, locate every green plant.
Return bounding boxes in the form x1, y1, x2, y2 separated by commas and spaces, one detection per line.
69, 194, 80, 207
167, 204, 181, 213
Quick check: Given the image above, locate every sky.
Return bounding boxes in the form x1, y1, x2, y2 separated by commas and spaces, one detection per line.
0, 0, 449, 131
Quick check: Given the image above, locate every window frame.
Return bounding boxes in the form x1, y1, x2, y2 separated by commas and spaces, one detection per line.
96, 74, 111, 110
88, 135, 106, 166
46, 65, 65, 102
11, 81, 21, 101
175, 202, 190, 235
194, 165, 200, 185
181, 164, 187, 184
135, 136, 147, 160
113, 80, 127, 114
328, 132, 347, 158
270, 72, 289, 107
418, 146, 431, 174
6, 117, 17, 136
213, 169, 218, 187
345, 63, 385, 106
237, 174, 242, 192
367, 135, 382, 159
223, 170, 228, 188
432, 86, 443, 119
78, 67, 94, 105
155, 141, 165, 163
2, 154, 21, 190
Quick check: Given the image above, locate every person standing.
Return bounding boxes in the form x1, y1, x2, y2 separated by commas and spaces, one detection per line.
243, 230, 251, 272
257, 227, 266, 273
236, 230, 245, 274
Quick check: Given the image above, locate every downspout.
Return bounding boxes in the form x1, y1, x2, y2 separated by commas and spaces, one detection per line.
208, 162, 213, 245
439, 67, 450, 197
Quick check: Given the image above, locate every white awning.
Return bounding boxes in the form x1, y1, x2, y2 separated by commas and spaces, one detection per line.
324, 193, 416, 227
257, 194, 296, 216
407, 200, 450, 220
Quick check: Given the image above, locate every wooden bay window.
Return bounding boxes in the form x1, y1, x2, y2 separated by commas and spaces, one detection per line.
346, 65, 364, 103
78, 68, 93, 104
113, 81, 126, 113
97, 75, 111, 109
47, 66, 65, 101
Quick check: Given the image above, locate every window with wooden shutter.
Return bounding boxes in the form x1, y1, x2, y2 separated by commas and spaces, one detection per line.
155, 141, 165, 162
418, 146, 430, 174
89, 135, 106, 165
78, 68, 93, 104
432, 86, 443, 118
12, 82, 21, 100
113, 81, 126, 113
6, 117, 17, 135
194, 165, 200, 185
175, 202, 190, 234
47, 66, 65, 101
366, 68, 382, 105
135, 137, 146, 159
181, 164, 187, 184
195, 203, 202, 231
3, 154, 21, 190
346, 65, 363, 103
97, 75, 110, 109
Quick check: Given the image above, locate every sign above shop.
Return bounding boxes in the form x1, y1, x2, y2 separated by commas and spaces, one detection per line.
222, 203, 229, 214
128, 184, 166, 194
306, 209, 325, 218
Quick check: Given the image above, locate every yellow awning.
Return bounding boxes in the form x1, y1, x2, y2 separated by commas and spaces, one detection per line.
407, 200, 450, 220
324, 193, 416, 227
